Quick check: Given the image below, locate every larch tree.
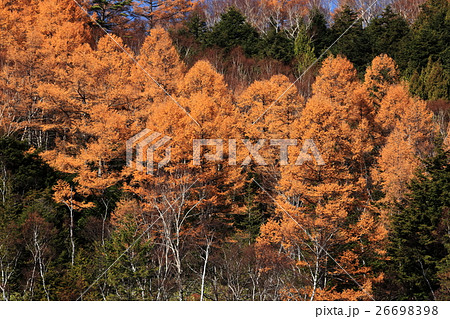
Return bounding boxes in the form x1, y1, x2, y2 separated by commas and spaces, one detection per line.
372, 84, 436, 202
124, 59, 239, 300
70, 35, 134, 191
0, 0, 35, 136
130, 26, 185, 119
0, 0, 91, 145
363, 54, 400, 150
40, 33, 138, 259
239, 75, 303, 142
36, 0, 91, 133
0, 0, 48, 144
0, 0, 448, 303
364, 54, 400, 108
257, 56, 386, 300
235, 74, 304, 240
365, 55, 436, 202
77, 26, 187, 299
42, 33, 134, 174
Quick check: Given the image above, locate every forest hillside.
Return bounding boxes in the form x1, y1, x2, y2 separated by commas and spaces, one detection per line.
0, 0, 449, 301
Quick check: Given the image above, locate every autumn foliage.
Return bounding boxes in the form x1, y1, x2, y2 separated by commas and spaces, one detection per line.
0, 0, 448, 301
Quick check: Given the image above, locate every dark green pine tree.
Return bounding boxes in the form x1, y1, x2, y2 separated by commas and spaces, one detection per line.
437, 207, 450, 300
90, 0, 133, 31
388, 145, 450, 300
93, 214, 157, 300
206, 7, 261, 56
0, 137, 60, 300
366, 6, 410, 64
329, 6, 371, 74
410, 57, 450, 101
233, 179, 270, 243
406, 0, 450, 73
0, 137, 57, 198
261, 19, 294, 64
294, 21, 316, 73
185, 13, 208, 44
307, 7, 330, 57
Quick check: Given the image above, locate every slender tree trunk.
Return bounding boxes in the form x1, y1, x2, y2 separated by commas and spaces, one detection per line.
37, 246, 49, 301
69, 206, 75, 266
200, 239, 211, 301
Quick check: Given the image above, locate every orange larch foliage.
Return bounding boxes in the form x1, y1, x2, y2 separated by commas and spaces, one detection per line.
123, 59, 239, 300
240, 74, 303, 141
126, 59, 238, 221
257, 56, 386, 300
41, 34, 138, 251
376, 84, 412, 133
42, 34, 134, 184
373, 128, 421, 202
372, 84, 436, 202
237, 74, 304, 179
131, 27, 185, 110
233, 75, 304, 234
0, 1, 47, 140
40, 28, 187, 224
0, 0, 445, 302
364, 54, 400, 108
0, 0, 91, 142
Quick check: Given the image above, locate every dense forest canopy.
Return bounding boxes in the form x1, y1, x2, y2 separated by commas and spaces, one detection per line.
0, 0, 449, 301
